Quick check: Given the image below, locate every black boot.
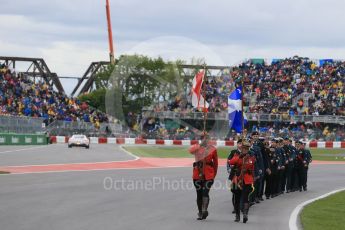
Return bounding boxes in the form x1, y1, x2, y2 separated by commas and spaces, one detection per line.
234, 208, 240, 222
201, 197, 209, 220
197, 199, 202, 220
232, 194, 235, 213
243, 203, 249, 223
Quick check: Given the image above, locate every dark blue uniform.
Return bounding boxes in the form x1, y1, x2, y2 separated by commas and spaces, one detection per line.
250, 143, 264, 203
302, 148, 312, 191
258, 140, 270, 199
265, 146, 278, 198
296, 148, 308, 191
276, 146, 285, 195
284, 144, 297, 192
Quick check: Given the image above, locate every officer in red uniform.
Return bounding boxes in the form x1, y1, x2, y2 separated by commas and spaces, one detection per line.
189, 133, 218, 220
229, 140, 256, 223
227, 139, 242, 215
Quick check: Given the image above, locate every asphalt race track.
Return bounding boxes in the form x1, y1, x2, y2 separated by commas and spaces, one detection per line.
0, 145, 135, 166
1, 145, 345, 230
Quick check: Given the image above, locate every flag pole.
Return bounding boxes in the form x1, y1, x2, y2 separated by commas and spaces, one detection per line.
203, 64, 207, 133
241, 77, 245, 138
201, 64, 207, 180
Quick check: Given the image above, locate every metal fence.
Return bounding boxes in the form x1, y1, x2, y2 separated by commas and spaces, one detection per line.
142, 111, 345, 125
1, 112, 344, 141
0, 116, 45, 134
46, 120, 123, 137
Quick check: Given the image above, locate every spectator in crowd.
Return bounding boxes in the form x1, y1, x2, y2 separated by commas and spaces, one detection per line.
152, 56, 344, 116
0, 65, 108, 128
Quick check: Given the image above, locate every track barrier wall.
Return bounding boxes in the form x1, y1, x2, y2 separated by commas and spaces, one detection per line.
0, 134, 48, 145
50, 136, 345, 148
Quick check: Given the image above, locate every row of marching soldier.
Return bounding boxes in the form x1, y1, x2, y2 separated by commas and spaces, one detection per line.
227, 132, 312, 223
189, 131, 312, 223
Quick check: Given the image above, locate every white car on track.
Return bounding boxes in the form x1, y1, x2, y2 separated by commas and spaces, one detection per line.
68, 135, 90, 149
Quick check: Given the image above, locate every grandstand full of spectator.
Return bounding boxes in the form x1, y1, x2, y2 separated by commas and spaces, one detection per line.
236, 56, 344, 116
0, 63, 108, 127
155, 56, 344, 116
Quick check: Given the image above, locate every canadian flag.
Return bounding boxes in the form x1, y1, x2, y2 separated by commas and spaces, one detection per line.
191, 70, 209, 111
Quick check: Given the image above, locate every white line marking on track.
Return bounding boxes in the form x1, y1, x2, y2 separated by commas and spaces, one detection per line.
0, 145, 140, 168
3, 165, 192, 175
289, 187, 345, 230
0, 160, 138, 168
0, 145, 49, 154
119, 145, 140, 160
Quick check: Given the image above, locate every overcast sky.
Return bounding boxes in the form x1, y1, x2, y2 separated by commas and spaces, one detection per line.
1, 0, 345, 94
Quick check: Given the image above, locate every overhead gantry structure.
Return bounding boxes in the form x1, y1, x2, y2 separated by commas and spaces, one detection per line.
70, 62, 231, 96
0, 56, 65, 94
70, 61, 110, 96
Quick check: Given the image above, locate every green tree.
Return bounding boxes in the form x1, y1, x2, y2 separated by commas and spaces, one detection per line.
94, 64, 115, 89
106, 55, 186, 118
79, 54, 204, 125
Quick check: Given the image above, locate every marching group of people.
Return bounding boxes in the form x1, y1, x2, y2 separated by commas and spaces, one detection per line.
189, 131, 312, 223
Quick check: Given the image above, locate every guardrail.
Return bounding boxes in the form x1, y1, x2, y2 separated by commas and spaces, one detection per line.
0, 116, 45, 134
142, 111, 345, 124
46, 120, 123, 136
50, 136, 345, 148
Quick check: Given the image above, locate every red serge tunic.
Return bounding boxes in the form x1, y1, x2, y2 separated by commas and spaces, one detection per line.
229, 155, 256, 185
189, 144, 218, 180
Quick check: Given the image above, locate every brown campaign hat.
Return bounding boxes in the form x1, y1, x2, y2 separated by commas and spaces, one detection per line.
242, 140, 251, 148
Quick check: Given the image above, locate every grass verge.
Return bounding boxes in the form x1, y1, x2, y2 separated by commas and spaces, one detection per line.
301, 191, 345, 230
123, 146, 345, 161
